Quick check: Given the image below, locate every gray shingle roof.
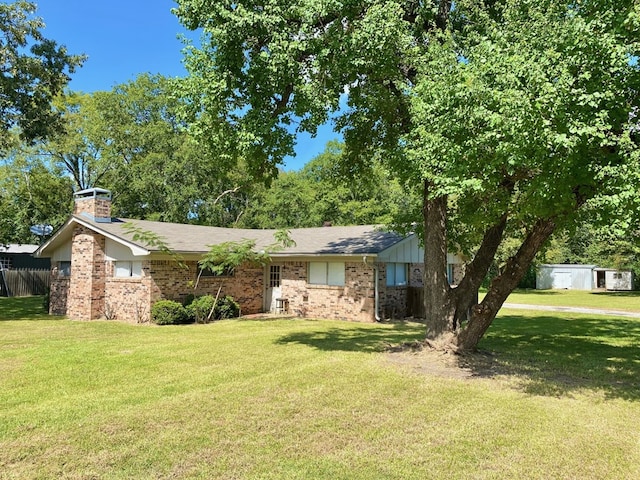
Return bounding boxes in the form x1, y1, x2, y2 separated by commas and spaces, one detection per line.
76, 216, 404, 256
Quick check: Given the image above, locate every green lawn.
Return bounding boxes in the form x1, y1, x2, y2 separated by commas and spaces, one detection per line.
1, 297, 640, 479
500, 288, 640, 312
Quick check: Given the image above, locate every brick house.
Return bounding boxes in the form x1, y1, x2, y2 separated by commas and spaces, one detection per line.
35, 188, 464, 323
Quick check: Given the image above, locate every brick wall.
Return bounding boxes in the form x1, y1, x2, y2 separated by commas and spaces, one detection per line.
73, 197, 111, 219
67, 225, 106, 320
103, 259, 151, 322
145, 260, 264, 315
49, 266, 69, 315
377, 262, 427, 319
279, 261, 376, 322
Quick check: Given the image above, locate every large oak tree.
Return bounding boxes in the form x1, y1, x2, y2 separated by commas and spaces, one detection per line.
174, 0, 640, 351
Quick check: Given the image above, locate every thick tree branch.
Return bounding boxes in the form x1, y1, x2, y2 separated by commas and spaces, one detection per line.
455, 217, 557, 350
451, 212, 509, 327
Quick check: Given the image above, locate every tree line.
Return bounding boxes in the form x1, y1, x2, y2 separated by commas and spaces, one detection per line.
0, 71, 408, 238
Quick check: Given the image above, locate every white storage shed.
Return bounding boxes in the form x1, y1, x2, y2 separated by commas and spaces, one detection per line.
536, 264, 596, 290
593, 268, 634, 291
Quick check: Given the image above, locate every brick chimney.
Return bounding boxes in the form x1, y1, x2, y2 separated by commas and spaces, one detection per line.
73, 188, 112, 223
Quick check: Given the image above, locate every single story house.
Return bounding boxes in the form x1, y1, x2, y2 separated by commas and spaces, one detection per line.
35, 188, 464, 323
536, 264, 634, 291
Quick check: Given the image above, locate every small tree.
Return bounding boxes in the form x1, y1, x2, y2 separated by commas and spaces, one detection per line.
197, 230, 294, 321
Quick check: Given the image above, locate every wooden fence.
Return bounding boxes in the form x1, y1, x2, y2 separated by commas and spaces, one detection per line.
406, 286, 478, 320
0, 269, 50, 297
407, 287, 425, 318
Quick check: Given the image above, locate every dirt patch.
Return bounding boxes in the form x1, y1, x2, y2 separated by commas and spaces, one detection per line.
384, 342, 506, 381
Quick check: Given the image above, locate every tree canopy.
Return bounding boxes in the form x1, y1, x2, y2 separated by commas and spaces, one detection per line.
0, 1, 84, 151
174, 0, 640, 351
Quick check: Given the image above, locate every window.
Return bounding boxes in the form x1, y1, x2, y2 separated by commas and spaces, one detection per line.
0, 257, 11, 270
613, 272, 623, 279
198, 266, 234, 277
447, 263, 454, 284
269, 265, 281, 288
309, 262, 345, 286
386, 263, 408, 286
114, 261, 142, 278
59, 261, 71, 277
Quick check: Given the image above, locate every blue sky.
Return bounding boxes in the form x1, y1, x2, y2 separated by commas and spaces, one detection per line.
35, 0, 338, 170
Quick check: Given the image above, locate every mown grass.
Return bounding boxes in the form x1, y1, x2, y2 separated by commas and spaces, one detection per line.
1, 297, 640, 479
503, 288, 640, 312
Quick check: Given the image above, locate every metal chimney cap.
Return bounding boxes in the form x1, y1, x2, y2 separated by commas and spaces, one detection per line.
74, 188, 112, 200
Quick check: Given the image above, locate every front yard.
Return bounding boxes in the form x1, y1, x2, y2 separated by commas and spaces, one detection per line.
1, 297, 639, 479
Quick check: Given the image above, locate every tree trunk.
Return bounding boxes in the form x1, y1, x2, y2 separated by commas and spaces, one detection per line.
423, 182, 453, 343
453, 218, 557, 352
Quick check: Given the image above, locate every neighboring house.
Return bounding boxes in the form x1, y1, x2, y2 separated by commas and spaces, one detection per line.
0, 244, 50, 270
536, 264, 634, 291
35, 188, 464, 323
0, 244, 51, 297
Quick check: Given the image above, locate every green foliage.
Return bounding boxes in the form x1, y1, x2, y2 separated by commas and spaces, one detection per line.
199, 239, 271, 277
0, 1, 85, 151
42, 292, 49, 313
121, 222, 186, 269
185, 295, 215, 324
35, 74, 255, 227
0, 151, 74, 244
150, 300, 188, 325
239, 142, 408, 228
174, 0, 640, 240
216, 295, 240, 319
185, 295, 240, 323
542, 223, 640, 288
407, 1, 640, 252
181, 293, 195, 307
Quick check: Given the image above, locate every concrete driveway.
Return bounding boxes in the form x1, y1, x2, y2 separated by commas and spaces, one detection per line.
503, 303, 640, 318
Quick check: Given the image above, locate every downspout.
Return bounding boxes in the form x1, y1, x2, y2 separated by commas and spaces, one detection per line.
373, 265, 381, 322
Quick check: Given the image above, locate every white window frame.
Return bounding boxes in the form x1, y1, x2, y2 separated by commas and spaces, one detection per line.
114, 261, 142, 278
386, 263, 408, 286
309, 261, 345, 286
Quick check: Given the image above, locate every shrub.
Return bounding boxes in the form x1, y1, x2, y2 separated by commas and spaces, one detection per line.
185, 295, 241, 323
216, 295, 240, 319
151, 300, 188, 325
181, 293, 195, 307
186, 295, 215, 324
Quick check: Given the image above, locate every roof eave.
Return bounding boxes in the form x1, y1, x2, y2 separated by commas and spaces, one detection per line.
35, 216, 151, 258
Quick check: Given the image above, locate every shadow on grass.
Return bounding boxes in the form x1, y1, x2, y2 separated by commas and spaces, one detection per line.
276, 321, 424, 353
472, 313, 640, 401
588, 290, 640, 298
277, 312, 640, 401
0, 296, 50, 321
